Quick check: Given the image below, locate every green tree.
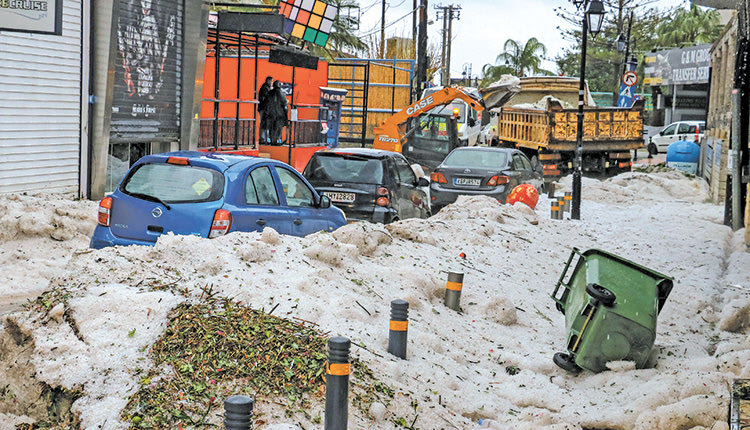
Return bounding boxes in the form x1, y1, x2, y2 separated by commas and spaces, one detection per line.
655, 4, 722, 47
492, 38, 553, 78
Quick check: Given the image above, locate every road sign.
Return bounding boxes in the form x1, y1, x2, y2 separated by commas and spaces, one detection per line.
622, 71, 638, 87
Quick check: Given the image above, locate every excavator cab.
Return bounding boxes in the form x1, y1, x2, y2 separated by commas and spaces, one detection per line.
401, 113, 461, 171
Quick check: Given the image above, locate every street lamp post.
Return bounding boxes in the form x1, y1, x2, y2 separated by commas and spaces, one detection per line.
570, 0, 605, 220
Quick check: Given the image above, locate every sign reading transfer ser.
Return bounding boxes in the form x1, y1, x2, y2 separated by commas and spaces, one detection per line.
0, 0, 63, 34
644, 44, 711, 86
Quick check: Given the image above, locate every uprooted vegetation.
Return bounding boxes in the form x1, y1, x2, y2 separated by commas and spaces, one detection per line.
122, 296, 396, 428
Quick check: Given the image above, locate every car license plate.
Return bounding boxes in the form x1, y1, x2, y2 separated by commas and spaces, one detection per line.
326, 192, 356, 203
454, 178, 480, 186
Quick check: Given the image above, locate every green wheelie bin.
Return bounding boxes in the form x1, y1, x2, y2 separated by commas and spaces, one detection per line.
550, 248, 673, 373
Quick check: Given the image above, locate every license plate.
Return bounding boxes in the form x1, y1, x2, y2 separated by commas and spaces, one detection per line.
325, 191, 356, 203
454, 178, 480, 186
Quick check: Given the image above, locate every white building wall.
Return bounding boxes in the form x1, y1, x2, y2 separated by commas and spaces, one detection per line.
0, 0, 83, 194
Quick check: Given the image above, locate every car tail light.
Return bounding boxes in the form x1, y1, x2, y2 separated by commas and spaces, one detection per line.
376, 197, 389, 207
488, 175, 509, 186
377, 187, 389, 196
430, 172, 447, 183
209, 209, 232, 238
98, 197, 112, 227
618, 161, 632, 169
542, 164, 558, 170
167, 156, 189, 165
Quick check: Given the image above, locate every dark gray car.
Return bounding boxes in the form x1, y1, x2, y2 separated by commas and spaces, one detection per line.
303, 148, 430, 223
429, 147, 543, 212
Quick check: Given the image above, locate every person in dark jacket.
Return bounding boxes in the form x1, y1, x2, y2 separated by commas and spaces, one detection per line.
257, 76, 273, 144
266, 80, 289, 145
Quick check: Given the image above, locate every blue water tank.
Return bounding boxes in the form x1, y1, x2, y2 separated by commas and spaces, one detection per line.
666, 140, 700, 175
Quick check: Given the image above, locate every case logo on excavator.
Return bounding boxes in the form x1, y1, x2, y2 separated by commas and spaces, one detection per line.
406, 96, 434, 116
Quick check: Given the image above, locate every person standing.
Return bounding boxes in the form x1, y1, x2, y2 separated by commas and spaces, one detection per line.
266, 80, 289, 145
257, 76, 273, 145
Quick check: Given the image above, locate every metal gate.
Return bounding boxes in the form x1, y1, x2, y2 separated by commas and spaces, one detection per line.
328, 58, 414, 147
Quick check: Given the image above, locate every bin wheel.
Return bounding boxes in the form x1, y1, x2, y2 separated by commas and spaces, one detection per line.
553, 352, 581, 373
586, 283, 616, 306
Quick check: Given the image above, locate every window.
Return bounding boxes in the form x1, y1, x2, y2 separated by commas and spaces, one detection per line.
677, 123, 697, 134
246, 166, 279, 206
122, 163, 224, 203
512, 154, 530, 171
443, 149, 507, 169
661, 124, 677, 135
275, 167, 315, 207
393, 156, 416, 185
305, 154, 384, 184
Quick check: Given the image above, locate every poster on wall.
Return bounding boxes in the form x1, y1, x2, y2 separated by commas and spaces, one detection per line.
0, 0, 63, 34
110, 0, 183, 143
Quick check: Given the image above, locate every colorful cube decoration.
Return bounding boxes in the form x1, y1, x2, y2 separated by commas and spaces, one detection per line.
279, 0, 337, 47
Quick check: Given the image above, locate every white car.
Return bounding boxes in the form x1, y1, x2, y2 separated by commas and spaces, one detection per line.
648, 121, 705, 154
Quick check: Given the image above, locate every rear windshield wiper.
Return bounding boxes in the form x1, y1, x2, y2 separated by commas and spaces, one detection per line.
128, 192, 172, 210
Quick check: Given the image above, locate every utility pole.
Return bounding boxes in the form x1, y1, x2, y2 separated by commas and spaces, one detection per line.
416, 0, 428, 97
446, 5, 459, 86
380, 0, 386, 58
435, 4, 460, 86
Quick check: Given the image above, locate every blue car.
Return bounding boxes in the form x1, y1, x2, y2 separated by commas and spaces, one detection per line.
90, 151, 346, 249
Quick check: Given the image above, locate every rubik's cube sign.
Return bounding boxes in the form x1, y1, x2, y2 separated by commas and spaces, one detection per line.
279, 0, 337, 47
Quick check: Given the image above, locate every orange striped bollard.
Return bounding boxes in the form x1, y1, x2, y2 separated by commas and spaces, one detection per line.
551, 201, 560, 220
325, 336, 350, 430
388, 299, 409, 359
444, 271, 464, 311
564, 192, 572, 213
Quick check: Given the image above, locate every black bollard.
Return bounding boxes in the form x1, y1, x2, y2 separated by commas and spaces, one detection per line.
444, 271, 464, 311
325, 336, 351, 430
388, 299, 409, 359
547, 182, 556, 198
224, 395, 254, 430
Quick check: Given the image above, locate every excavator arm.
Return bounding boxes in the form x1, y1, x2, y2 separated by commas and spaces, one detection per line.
373, 85, 485, 153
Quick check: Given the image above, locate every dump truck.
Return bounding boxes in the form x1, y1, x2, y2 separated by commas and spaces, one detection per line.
484, 76, 644, 183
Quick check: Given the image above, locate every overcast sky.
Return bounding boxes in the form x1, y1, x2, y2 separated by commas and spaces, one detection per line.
358, 0, 690, 80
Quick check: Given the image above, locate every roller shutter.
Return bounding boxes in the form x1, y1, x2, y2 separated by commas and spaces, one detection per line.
0, 0, 83, 194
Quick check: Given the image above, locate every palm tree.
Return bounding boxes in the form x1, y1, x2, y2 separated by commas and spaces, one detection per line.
494, 38, 553, 78
655, 4, 721, 47
324, 0, 367, 56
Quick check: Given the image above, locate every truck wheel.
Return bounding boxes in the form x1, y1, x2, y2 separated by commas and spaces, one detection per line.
553, 352, 582, 373
586, 283, 616, 306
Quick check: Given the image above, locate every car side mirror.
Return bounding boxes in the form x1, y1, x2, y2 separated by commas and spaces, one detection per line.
417, 177, 430, 187
319, 195, 331, 209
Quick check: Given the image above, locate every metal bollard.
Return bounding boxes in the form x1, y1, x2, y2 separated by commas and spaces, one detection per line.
388, 299, 409, 359
564, 192, 572, 213
557, 198, 566, 219
224, 395, 254, 430
550, 201, 560, 220
444, 271, 464, 311
325, 336, 351, 430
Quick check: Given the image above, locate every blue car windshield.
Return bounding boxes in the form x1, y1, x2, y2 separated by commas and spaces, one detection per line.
443, 150, 508, 169
305, 155, 384, 184
121, 163, 224, 203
